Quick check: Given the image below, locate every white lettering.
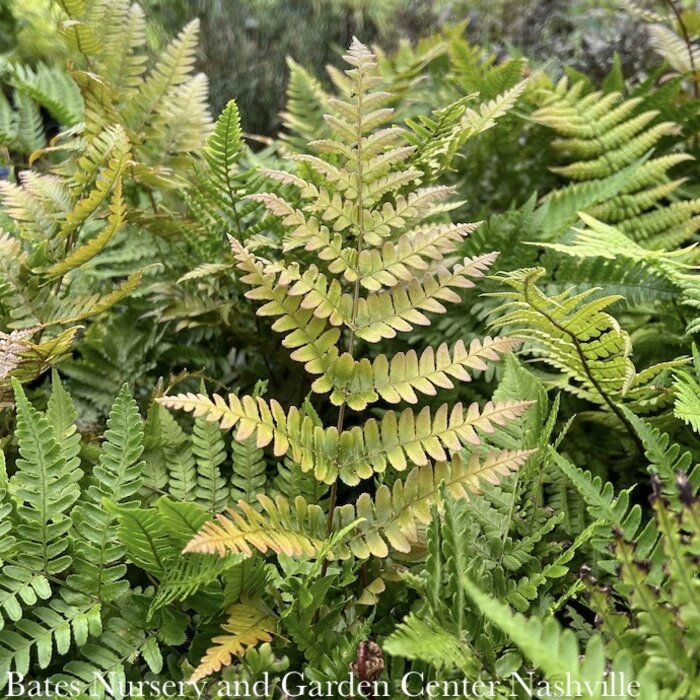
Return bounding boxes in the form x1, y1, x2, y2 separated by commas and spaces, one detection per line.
401, 671, 425, 697
281, 671, 305, 698
7, 673, 25, 697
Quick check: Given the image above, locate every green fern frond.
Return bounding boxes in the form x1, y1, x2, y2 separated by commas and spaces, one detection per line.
533, 78, 700, 250
0, 451, 14, 559
0, 601, 102, 682
10, 378, 81, 576
620, 407, 698, 494
273, 456, 328, 504
490, 266, 636, 405
548, 448, 639, 537
160, 409, 197, 503
15, 91, 45, 155
672, 371, 700, 435
383, 614, 475, 672
68, 384, 145, 602
280, 57, 330, 151
127, 19, 201, 129
193, 416, 229, 514
462, 578, 613, 687
230, 434, 267, 510
3, 61, 83, 127
406, 81, 527, 181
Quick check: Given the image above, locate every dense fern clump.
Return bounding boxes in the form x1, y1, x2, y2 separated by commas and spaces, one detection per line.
158, 38, 532, 682
0, 1, 699, 694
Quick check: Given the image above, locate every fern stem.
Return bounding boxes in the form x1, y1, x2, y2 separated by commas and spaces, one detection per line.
663, 0, 699, 101
222, 110, 243, 237
521, 281, 645, 456
325, 63, 367, 539
655, 497, 700, 624
57, 0, 94, 72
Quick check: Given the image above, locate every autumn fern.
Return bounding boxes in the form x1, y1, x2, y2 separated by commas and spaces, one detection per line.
158, 38, 531, 682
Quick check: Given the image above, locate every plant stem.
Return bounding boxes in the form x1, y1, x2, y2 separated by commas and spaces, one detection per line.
664, 0, 699, 100
324, 65, 367, 543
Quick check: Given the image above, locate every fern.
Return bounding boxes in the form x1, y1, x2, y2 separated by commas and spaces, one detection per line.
406, 81, 528, 183
672, 368, 700, 434
384, 614, 475, 673
621, 406, 700, 495
160, 409, 198, 502
2, 60, 83, 127
156, 38, 530, 680
9, 378, 81, 576
0, 379, 161, 690
189, 600, 276, 683
581, 471, 700, 694
489, 267, 636, 404
230, 433, 267, 509
532, 78, 700, 250
68, 383, 145, 602
1, 4, 697, 691
1, 328, 78, 397
462, 578, 625, 689
193, 415, 229, 514
489, 265, 687, 445
280, 58, 331, 152
0, 600, 103, 679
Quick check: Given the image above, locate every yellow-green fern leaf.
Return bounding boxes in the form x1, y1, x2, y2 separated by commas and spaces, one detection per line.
189, 601, 275, 683
183, 495, 326, 558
